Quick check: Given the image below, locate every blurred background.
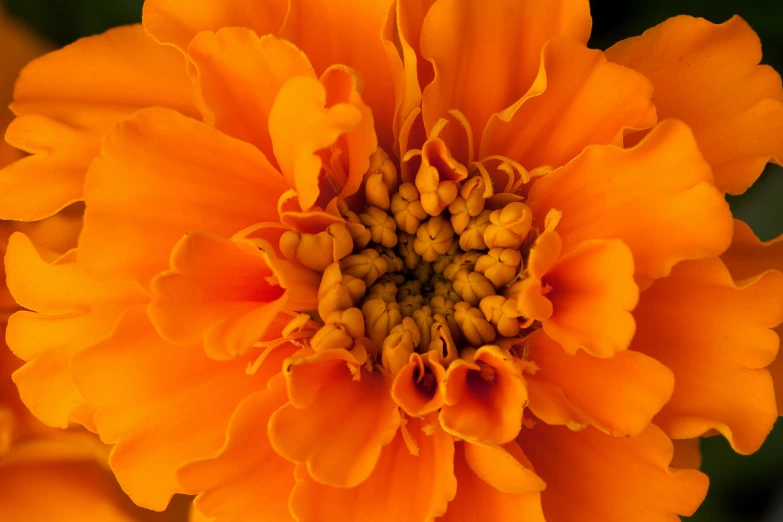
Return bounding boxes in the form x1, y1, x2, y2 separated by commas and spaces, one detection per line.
1, 0, 782, 520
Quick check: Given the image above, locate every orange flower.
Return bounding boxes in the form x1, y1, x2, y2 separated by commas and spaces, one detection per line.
1, 1, 781, 521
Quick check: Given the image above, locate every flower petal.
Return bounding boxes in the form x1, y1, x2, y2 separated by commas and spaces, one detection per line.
280, 0, 401, 151
632, 257, 783, 454
439, 442, 545, 522
268, 349, 401, 487
187, 29, 315, 164
0, 25, 196, 221
178, 377, 296, 522
606, 16, 783, 195
525, 329, 674, 436
526, 119, 733, 283
71, 307, 295, 510
142, 0, 288, 52
481, 37, 656, 170
420, 0, 591, 163
463, 441, 545, 495
79, 107, 288, 286
519, 423, 709, 522
721, 219, 783, 281
5, 233, 144, 428
149, 231, 319, 360
290, 415, 456, 522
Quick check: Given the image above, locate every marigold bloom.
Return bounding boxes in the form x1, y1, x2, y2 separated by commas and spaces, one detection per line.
1, 1, 782, 521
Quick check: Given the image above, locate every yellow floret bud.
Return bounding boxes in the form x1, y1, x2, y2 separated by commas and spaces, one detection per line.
432, 278, 460, 303
364, 148, 398, 210
340, 248, 389, 287
412, 306, 435, 351
379, 247, 404, 273
479, 295, 522, 337
415, 139, 466, 216
381, 317, 421, 376
448, 197, 471, 235
453, 268, 496, 306
336, 199, 372, 250
460, 176, 487, 217
443, 252, 480, 281
317, 263, 367, 318
367, 280, 398, 303
360, 206, 398, 247
311, 308, 366, 352
428, 321, 458, 365
279, 223, 353, 273
396, 232, 422, 270
414, 216, 455, 262
398, 280, 423, 300
453, 301, 497, 346
474, 248, 523, 288
459, 210, 492, 251
412, 261, 434, 284
361, 297, 403, 349
484, 202, 533, 249
391, 182, 428, 234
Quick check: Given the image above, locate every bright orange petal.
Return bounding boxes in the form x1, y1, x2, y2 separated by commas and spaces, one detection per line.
290, 415, 456, 522
187, 28, 315, 164
149, 232, 319, 360
632, 257, 783, 454
606, 16, 783, 195
142, 0, 288, 52
439, 442, 546, 522
721, 219, 783, 281
771, 324, 783, 416
519, 423, 709, 522
71, 307, 295, 510
670, 438, 703, 470
79, 107, 288, 286
178, 377, 296, 522
525, 329, 674, 436
463, 441, 545, 494
527, 119, 733, 283
481, 37, 655, 170
5, 233, 144, 428
268, 349, 400, 487
0, 25, 197, 221
420, 0, 591, 163
280, 0, 401, 151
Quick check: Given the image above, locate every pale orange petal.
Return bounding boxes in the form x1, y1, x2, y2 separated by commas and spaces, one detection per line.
142, 0, 288, 52
632, 257, 783, 454
420, 0, 591, 163
79, 107, 288, 286
481, 37, 656, 170
463, 441, 545, 494
72, 307, 295, 510
0, 25, 196, 221
5, 233, 144, 428
290, 415, 456, 522
527, 119, 733, 283
187, 29, 315, 164
525, 330, 674, 436
179, 378, 296, 522
606, 16, 783, 194
721, 219, 783, 281
280, 0, 401, 151
268, 349, 400, 488
439, 442, 546, 522
519, 423, 709, 522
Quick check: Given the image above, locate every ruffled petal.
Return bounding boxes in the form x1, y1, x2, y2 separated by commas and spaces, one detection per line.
71, 307, 295, 510
439, 442, 546, 522
0, 25, 196, 221
525, 329, 674, 436
79, 107, 288, 286
481, 37, 656, 170
463, 441, 545, 494
187, 29, 315, 164
606, 16, 783, 195
178, 377, 296, 522
5, 233, 145, 428
149, 232, 319, 360
290, 415, 456, 522
268, 349, 401, 487
420, 0, 591, 163
142, 0, 288, 52
280, 0, 401, 151
632, 257, 783, 454
519, 423, 709, 522
526, 119, 733, 283
721, 219, 783, 281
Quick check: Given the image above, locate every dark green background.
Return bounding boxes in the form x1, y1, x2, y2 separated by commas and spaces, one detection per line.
4, 0, 782, 520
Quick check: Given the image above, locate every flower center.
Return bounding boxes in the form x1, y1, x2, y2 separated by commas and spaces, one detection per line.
286, 146, 541, 375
